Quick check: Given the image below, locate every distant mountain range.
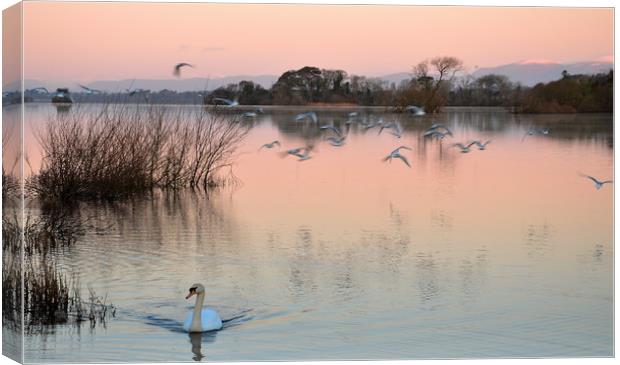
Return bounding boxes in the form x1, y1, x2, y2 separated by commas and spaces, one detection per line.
16, 75, 280, 93
471, 61, 613, 86
374, 61, 614, 87
9, 60, 613, 93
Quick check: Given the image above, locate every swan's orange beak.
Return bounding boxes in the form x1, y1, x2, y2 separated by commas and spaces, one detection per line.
186, 288, 196, 299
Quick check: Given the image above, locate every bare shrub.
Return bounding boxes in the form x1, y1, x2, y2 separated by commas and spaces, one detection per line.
30, 104, 250, 201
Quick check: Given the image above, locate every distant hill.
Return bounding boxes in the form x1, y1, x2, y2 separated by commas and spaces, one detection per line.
472, 61, 614, 86
376, 62, 614, 88
15, 75, 279, 93
7, 61, 612, 93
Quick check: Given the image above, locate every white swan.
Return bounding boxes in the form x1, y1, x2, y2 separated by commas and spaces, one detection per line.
183, 283, 222, 333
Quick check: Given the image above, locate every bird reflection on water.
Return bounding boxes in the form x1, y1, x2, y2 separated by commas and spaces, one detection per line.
141, 309, 251, 361
189, 331, 217, 361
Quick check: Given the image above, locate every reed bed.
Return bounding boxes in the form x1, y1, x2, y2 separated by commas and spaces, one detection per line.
29, 104, 250, 202
2, 210, 114, 329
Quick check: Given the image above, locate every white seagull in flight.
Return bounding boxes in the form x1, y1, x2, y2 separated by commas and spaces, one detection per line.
258, 140, 281, 151
383, 146, 412, 167
579, 173, 613, 190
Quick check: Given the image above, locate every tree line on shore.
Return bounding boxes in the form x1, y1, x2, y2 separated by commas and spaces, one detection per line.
17, 56, 613, 113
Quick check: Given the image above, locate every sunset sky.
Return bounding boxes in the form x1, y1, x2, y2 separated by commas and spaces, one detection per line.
18, 2, 614, 82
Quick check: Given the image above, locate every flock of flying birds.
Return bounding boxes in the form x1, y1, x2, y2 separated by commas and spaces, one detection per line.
258, 111, 494, 167
31, 62, 611, 191
256, 111, 612, 190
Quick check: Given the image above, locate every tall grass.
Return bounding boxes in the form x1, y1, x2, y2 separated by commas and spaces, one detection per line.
29, 104, 250, 201
2, 210, 114, 329
3, 111, 118, 330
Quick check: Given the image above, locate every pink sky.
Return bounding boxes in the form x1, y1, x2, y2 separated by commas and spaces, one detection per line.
21, 2, 613, 82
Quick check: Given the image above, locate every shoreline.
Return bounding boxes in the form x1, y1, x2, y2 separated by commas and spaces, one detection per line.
9, 102, 614, 115
11, 102, 513, 113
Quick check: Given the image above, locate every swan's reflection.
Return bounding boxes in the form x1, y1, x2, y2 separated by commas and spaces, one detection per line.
189, 332, 204, 361
188, 331, 218, 361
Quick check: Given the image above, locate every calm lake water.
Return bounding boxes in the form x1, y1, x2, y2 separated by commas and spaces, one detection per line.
9, 104, 615, 362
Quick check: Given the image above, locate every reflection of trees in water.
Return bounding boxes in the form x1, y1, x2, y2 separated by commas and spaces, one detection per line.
283, 204, 415, 304
592, 244, 605, 264
430, 209, 453, 232
415, 136, 457, 165
101, 189, 235, 237
261, 109, 611, 149
364, 231, 410, 277
513, 113, 612, 147
576, 243, 608, 271
444, 110, 512, 134
457, 247, 489, 306
413, 246, 489, 309
269, 113, 323, 144
413, 252, 441, 305
388, 202, 405, 227
333, 248, 358, 300
287, 226, 318, 299
3, 105, 22, 188
522, 223, 553, 260
76, 188, 243, 279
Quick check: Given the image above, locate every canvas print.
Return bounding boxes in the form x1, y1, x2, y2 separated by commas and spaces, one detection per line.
2, 1, 614, 363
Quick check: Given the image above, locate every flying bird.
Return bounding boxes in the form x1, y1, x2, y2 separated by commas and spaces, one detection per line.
361, 117, 384, 131
281, 146, 313, 161
383, 146, 412, 167
426, 123, 453, 136
128, 88, 148, 96
522, 127, 550, 141
173, 63, 194, 77
30, 87, 49, 94
379, 121, 401, 136
345, 111, 360, 123
326, 136, 346, 147
405, 105, 426, 116
125, 79, 136, 94
472, 140, 492, 150
423, 130, 452, 140
78, 84, 102, 94
259, 140, 281, 151
579, 173, 613, 190
320, 123, 342, 136
452, 142, 477, 153
345, 112, 360, 125
387, 123, 403, 138
295, 112, 318, 124
213, 97, 239, 107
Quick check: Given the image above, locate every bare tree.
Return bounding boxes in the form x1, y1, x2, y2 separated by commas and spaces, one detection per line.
414, 56, 464, 112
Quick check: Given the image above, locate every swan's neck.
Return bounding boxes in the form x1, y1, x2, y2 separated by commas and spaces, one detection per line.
191, 292, 205, 330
